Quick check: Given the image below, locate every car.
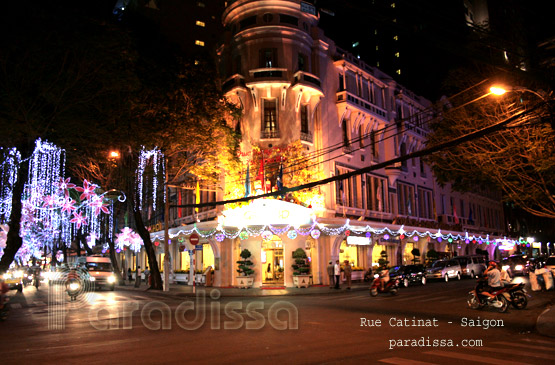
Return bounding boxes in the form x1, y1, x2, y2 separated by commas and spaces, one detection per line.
501, 255, 530, 276
2, 269, 24, 292
389, 265, 426, 287
76, 256, 117, 290
426, 259, 462, 282
452, 255, 487, 278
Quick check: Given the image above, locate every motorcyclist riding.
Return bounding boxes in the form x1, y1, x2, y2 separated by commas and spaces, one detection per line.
379, 266, 390, 291
480, 260, 502, 300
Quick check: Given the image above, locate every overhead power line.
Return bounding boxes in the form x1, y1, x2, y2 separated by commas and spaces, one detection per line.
172, 101, 547, 209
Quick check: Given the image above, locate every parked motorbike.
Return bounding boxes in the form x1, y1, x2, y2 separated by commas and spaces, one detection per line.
370, 275, 399, 296
502, 282, 528, 309
0, 306, 8, 321
66, 279, 81, 301
467, 278, 509, 313
363, 269, 374, 282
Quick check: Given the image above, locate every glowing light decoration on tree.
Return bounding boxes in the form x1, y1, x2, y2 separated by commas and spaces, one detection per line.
136, 146, 166, 211
114, 227, 144, 253
0, 148, 20, 223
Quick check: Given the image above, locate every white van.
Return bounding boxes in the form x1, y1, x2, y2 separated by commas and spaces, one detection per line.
453, 255, 487, 278
75, 256, 117, 290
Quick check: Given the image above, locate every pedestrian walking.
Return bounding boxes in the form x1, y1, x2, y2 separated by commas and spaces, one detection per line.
334, 260, 341, 289
127, 268, 132, 283
134, 266, 141, 288
144, 266, 150, 285
344, 260, 352, 290
327, 261, 335, 288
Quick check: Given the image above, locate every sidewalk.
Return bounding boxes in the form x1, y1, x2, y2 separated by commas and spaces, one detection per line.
117, 281, 369, 297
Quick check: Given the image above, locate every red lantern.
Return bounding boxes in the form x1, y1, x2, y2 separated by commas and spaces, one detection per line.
400, 234, 405, 240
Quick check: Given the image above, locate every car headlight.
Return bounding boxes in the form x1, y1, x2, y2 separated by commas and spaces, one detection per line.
68, 282, 80, 291
107, 276, 116, 284
502, 265, 510, 271
2, 273, 10, 280
515, 265, 523, 271
89, 276, 95, 282
15, 270, 23, 278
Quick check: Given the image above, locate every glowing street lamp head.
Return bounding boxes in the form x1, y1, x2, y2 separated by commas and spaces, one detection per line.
109, 151, 120, 159
489, 86, 507, 96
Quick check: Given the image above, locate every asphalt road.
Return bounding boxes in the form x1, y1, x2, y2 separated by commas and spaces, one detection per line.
1, 278, 553, 364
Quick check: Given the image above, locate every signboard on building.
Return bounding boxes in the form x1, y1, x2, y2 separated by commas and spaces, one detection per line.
300, 1, 316, 16
195, 244, 203, 250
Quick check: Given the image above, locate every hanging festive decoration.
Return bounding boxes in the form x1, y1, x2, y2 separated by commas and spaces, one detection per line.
0, 147, 20, 223
287, 230, 298, 240
310, 229, 321, 239
136, 146, 165, 211
114, 227, 144, 253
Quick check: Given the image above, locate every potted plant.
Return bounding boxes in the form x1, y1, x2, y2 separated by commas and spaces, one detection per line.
292, 248, 311, 288
236, 249, 255, 288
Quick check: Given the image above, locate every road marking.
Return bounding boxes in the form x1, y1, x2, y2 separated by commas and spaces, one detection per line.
335, 294, 365, 301
425, 350, 532, 365
479, 346, 555, 359
492, 341, 555, 352
520, 338, 555, 345
379, 357, 438, 365
396, 294, 429, 301
419, 296, 448, 302
9, 303, 22, 309
440, 298, 461, 303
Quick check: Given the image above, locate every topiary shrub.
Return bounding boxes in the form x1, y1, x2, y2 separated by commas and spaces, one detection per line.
236, 249, 254, 276
291, 248, 310, 275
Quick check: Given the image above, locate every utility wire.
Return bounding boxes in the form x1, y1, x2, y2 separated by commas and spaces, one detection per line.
172, 100, 547, 209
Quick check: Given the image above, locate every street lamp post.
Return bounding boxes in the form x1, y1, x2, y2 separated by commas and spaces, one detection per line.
163, 158, 170, 292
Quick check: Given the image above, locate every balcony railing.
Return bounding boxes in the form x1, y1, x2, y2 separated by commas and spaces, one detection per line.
261, 130, 280, 139
336, 91, 387, 119
300, 131, 313, 143
222, 74, 247, 93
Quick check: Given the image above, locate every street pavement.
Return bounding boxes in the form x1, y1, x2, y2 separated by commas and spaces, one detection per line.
118, 279, 555, 338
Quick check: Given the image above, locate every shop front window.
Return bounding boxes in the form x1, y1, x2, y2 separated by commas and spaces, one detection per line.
262, 236, 284, 284
339, 241, 359, 266
180, 251, 191, 271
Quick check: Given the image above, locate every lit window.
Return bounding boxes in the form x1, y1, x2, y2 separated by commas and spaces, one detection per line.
197, 2, 205, 7
194, 60, 199, 65
391, 3, 396, 8
195, 40, 205, 47
393, 35, 398, 41
375, 46, 379, 51
196, 20, 206, 27
396, 69, 401, 75
395, 52, 400, 58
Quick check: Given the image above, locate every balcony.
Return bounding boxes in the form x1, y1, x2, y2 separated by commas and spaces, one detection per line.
247, 68, 289, 87
222, 74, 247, 94
300, 131, 313, 143
291, 71, 323, 96
336, 91, 387, 119
260, 130, 280, 139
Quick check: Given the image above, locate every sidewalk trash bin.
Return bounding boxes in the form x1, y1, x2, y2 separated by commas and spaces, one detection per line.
529, 271, 540, 291
204, 266, 213, 287
543, 271, 554, 290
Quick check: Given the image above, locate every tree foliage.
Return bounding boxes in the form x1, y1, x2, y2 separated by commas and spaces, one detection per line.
426, 71, 555, 219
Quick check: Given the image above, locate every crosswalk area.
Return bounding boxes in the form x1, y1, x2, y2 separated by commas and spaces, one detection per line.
311, 292, 468, 304
7, 292, 152, 311
377, 337, 555, 364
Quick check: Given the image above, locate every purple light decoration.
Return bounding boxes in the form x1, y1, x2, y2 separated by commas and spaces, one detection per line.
437, 237, 442, 243
365, 232, 371, 238
383, 234, 390, 240
413, 236, 419, 242
465, 239, 470, 244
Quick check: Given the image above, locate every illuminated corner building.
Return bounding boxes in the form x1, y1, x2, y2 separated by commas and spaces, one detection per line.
146, 0, 509, 288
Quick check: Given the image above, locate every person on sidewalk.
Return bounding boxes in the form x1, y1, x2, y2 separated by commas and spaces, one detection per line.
334, 260, 341, 289
344, 260, 352, 290
144, 267, 150, 284
327, 261, 335, 288
127, 268, 132, 283
134, 266, 141, 288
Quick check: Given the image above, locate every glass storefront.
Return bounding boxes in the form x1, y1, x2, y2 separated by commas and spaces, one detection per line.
339, 240, 359, 266
262, 236, 284, 284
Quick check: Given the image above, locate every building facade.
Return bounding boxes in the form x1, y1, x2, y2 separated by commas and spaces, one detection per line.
143, 0, 510, 288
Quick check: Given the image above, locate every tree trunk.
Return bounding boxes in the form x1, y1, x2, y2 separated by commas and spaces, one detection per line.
106, 239, 124, 284
0, 156, 27, 273
134, 207, 162, 290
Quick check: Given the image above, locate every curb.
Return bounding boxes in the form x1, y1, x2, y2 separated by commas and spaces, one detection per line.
536, 304, 555, 338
